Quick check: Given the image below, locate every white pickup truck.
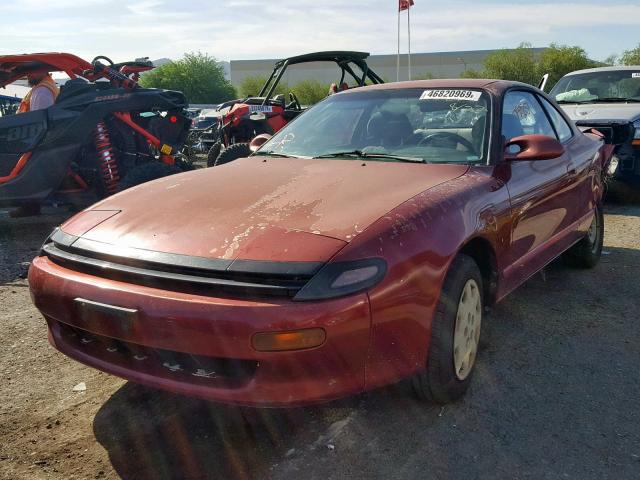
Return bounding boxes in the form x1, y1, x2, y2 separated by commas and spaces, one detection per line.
546, 66, 640, 182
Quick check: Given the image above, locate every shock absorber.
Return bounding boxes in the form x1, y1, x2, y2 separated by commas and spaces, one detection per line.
93, 121, 120, 194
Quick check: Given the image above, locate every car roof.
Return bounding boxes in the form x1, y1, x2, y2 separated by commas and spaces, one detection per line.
562, 65, 640, 76
343, 78, 531, 94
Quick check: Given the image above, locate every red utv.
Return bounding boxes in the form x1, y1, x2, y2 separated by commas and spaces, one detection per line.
198, 51, 384, 166
0, 53, 192, 212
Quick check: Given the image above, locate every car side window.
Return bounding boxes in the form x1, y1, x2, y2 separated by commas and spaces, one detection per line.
537, 95, 574, 143
502, 91, 556, 142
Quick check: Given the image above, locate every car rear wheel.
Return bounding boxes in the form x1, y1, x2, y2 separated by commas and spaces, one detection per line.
214, 143, 252, 166
412, 254, 483, 404
563, 203, 604, 269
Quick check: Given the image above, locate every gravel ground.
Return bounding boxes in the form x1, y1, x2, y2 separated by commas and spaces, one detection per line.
0, 202, 639, 480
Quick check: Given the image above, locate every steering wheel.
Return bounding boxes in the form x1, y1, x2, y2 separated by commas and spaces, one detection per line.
418, 132, 475, 153
288, 92, 302, 111
91, 55, 114, 67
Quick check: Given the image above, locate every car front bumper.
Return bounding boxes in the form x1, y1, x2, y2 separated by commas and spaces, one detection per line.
29, 256, 371, 407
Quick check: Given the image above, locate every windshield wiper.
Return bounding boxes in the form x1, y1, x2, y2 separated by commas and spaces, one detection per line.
256, 151, 299, 158
313, 150, 425, 163
592, 97, 640, 103
555, 100, 594, 104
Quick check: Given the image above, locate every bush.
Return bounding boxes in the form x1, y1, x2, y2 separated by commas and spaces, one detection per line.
482, 42, 539, 85
291, 79, 329, 105
238, 75, 289, 98
459, 42, 597, 88
139, 52, 235, 104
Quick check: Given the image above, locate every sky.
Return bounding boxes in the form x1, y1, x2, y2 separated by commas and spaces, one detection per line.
1, 0, 639, 63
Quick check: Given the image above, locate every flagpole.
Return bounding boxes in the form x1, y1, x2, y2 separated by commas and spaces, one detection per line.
407, 4, 411, 80
397, 4, 400, 82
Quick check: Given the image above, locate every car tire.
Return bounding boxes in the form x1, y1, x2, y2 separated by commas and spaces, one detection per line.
412, 254, 484, 404
563, 203, 604, 269
206, 142, 222, 167
214, 143, 252, 167
117, 162, 182, 191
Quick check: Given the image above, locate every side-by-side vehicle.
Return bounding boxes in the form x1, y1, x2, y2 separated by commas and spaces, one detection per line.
0, 53, 192, 211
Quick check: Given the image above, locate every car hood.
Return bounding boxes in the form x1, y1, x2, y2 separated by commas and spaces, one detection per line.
64, 157, 468, 262
559, 102, 640, 122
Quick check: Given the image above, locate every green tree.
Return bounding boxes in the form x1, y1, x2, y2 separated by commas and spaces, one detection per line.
237, 75, 289, 98
537, 43, 597, 89
139, 52, 235, 104
620, 44, 640, 66
481, 42, 539, 85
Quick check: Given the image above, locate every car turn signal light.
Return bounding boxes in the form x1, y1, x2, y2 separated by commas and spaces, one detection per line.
252, 328, 326, 352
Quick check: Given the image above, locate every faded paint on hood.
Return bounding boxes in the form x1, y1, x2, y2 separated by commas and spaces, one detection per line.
73, 157, 468, 262
560, 102, 640, 122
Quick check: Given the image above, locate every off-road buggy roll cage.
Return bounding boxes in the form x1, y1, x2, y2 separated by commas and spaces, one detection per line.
257, 51, 385, 103
0, 53, 191, 209
0, 53, 154, 89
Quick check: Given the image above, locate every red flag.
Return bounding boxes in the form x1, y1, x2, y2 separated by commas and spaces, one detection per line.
399, 0, 414, 11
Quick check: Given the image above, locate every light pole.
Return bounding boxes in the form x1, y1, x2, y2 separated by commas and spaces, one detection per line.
457, 56, 467, 74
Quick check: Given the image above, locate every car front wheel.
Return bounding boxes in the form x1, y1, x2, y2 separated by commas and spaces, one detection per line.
412, 254, 483, 404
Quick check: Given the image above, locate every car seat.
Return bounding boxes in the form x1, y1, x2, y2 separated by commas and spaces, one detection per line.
366, 111, 413, 148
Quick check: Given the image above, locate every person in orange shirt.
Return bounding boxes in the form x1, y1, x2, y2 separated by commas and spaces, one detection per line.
17, 72, 59, 113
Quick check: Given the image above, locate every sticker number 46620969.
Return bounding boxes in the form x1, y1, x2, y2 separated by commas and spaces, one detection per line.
420, 90, 482, 101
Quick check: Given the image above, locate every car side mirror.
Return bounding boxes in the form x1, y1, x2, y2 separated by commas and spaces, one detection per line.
504, 134, 565, 161
249, 133, 272, 152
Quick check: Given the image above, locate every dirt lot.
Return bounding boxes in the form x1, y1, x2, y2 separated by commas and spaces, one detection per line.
1, 202, 639, 480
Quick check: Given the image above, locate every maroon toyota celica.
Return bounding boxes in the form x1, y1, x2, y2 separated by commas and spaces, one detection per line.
29, 80, 605, 406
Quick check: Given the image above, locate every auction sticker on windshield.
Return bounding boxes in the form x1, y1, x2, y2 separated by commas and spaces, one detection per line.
632, 73, 640, 78
420, 90, 482, 101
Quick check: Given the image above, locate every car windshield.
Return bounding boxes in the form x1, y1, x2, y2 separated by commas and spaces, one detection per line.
550, 69, 640, 103
258, 88, 490, 164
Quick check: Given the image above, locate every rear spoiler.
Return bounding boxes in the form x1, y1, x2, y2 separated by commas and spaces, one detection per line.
575, 120, 635, 145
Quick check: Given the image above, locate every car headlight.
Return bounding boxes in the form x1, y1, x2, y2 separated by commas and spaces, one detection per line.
293, 258, 387, 301
634, 119, 640, 140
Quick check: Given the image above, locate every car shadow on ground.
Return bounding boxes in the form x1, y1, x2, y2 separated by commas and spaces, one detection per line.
93, 246, 640, 480
92, 380, 421, 480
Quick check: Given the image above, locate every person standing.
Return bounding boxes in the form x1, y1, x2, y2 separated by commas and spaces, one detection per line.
17, 72, 59, 113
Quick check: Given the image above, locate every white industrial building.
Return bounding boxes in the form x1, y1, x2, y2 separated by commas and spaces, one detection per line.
229, 48, 545, 86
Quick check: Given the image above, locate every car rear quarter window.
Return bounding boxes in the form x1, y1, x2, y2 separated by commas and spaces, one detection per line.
502, 91, 557, 141
538, 96, 574, 143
